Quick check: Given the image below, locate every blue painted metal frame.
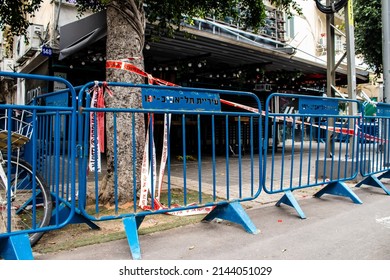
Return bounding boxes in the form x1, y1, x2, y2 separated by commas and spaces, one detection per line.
123, 215, 145, 260
355, 173, 390, 195
3, 72, 386, 260
34, 85, 102, 229
202, 201, 260, 234
76, 81, 263, 259
356, 102, 390, 195
313, 181, 362, 203
275, 191, 306, 219
0, 71, 78, 260
264, 93, 363, 219
0, 234, 33, 260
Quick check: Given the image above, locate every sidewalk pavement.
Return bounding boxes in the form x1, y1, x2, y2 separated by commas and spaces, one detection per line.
33, 178, 390, 260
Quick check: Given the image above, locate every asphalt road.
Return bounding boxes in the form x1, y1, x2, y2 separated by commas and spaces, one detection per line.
35, 186, 390, 260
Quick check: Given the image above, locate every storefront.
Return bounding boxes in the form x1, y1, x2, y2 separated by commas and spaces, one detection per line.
17, 11, 369, 155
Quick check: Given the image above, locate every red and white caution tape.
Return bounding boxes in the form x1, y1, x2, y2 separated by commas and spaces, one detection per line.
139, 114, 157, 209
88, 82, 113, 173
88, 83, 102, 172
107, 60, 218, 215
156, 113, 171, 201
106, 60, 177, 86
221, 98, 388, 144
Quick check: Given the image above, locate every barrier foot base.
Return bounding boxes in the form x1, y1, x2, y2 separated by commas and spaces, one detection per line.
51, 203, 100, 230
123, 215, 145, 260
355, 174, 390, 195
378, 170, 390, 180
276, 191, 306, 219
202, 201, 259, 234
0, 234, 33, 260
314, 181, 363, 204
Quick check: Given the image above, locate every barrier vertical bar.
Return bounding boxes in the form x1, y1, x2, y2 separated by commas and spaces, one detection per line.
356, 102, 390, 195
197, 114, 202, 204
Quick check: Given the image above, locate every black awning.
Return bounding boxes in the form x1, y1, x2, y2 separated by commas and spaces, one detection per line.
59, 10, 107, 60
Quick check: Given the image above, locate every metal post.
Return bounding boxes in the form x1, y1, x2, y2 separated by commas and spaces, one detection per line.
345, 0, 358, 159
382, 0, 390, 103
345, 0, 357, 103
382, 0, 390, 166
326, 10, 335, 98
325, 1, 336, 158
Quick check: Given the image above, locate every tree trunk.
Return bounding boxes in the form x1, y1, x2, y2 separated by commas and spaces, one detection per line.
0, 79, 15, 104
98, 1, 146, 204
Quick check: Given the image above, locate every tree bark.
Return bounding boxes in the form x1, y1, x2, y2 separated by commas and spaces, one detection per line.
0, 79, 15, 104
98, 1, 146, 204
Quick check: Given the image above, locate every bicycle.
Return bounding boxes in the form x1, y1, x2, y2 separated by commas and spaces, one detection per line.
0, 109, 52, 246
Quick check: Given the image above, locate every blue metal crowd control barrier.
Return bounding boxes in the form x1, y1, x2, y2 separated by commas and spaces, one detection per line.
32, 85, 99, 230
263, 93, 363, 219
355, 102, 390, 195
0, 71, 77, 260
76, 81, 262, 259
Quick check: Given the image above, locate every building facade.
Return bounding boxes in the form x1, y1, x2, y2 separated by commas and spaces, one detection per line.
0, 0, 373, 105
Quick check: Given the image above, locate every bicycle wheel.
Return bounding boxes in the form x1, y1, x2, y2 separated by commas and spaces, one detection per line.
0, 156, 52, 246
